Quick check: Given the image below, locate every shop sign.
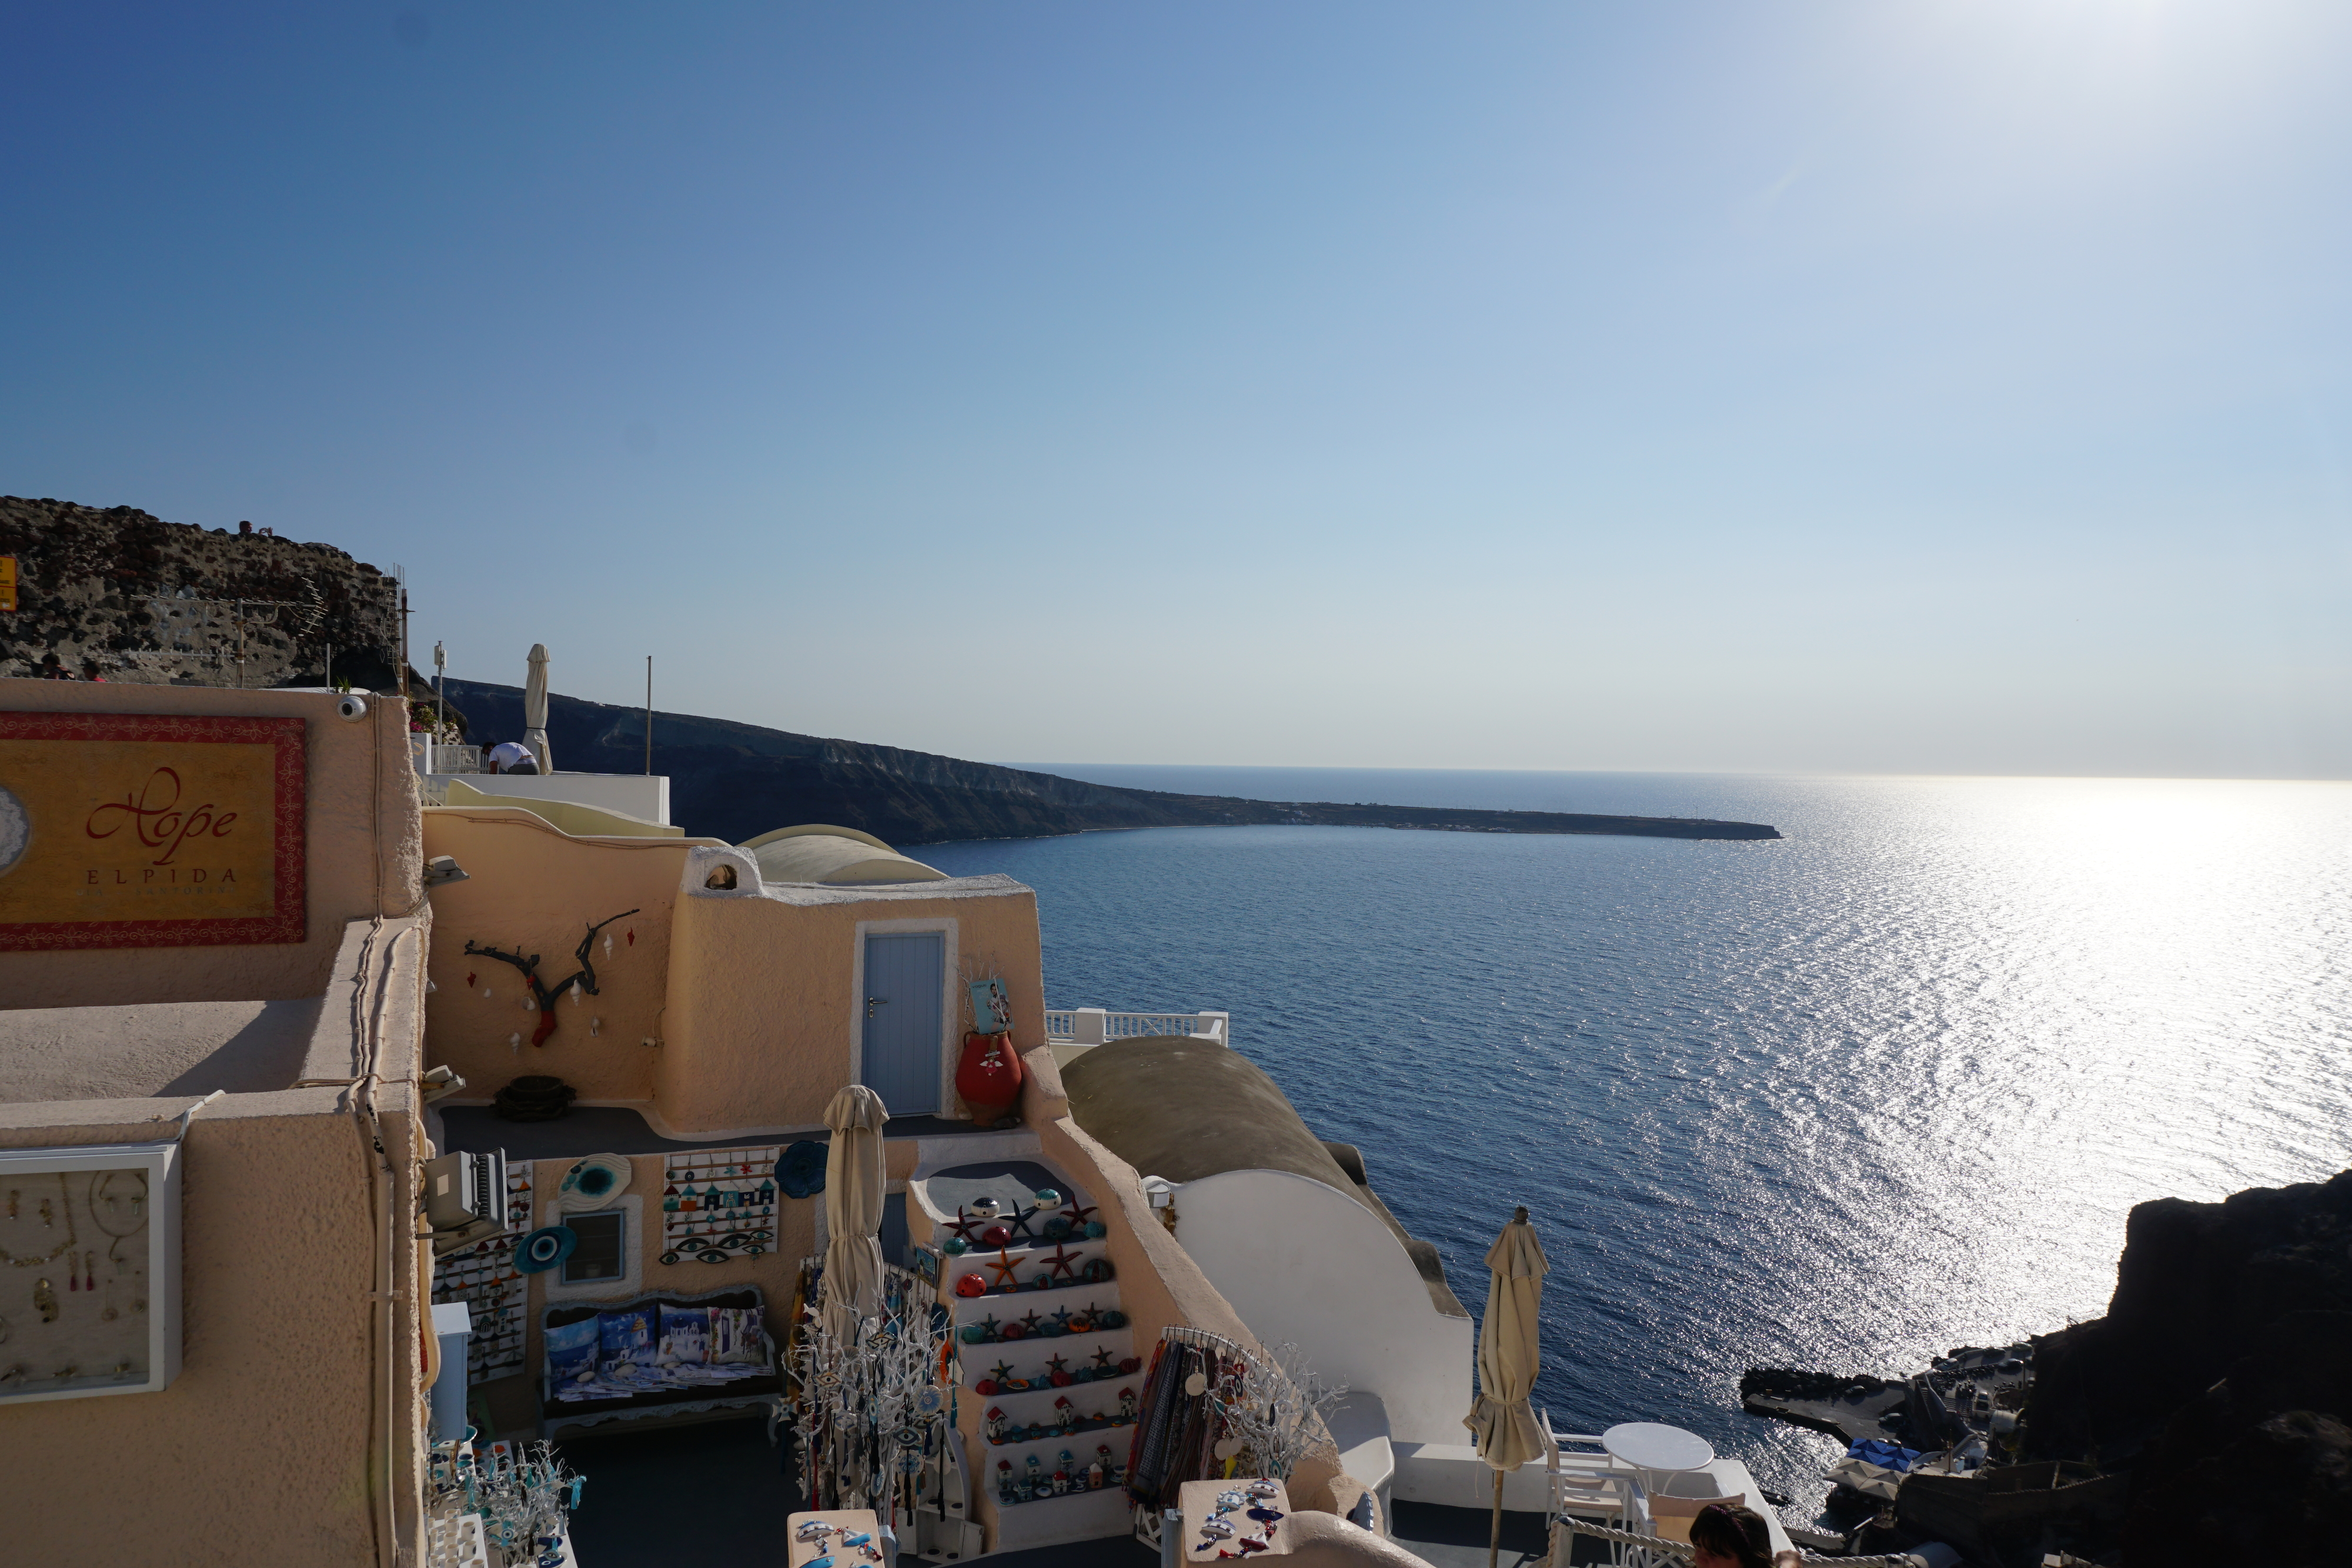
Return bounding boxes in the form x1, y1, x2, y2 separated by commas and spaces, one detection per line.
0, 711, 305, 950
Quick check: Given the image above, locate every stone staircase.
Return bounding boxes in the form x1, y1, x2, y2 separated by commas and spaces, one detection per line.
910, 1151, 1142, 1554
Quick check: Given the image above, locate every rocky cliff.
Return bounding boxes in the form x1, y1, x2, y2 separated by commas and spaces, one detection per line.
0, 496, 402, 686
2024, 1168, 2352, 1565
441, 677, 1785, 846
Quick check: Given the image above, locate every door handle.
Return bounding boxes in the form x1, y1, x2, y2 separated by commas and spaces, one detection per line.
866, 995, 887, 1020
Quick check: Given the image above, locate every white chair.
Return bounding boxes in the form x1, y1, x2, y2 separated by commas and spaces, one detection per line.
1542, 1410, 1650, 1567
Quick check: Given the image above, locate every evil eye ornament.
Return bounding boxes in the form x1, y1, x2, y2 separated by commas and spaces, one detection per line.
795, 1520, 836, 1543
1246, 1480, 1280, 1500
1199, 1517, 1235, 1542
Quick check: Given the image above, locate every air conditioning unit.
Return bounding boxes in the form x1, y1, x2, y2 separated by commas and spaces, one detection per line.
425, 1150, 510, 1255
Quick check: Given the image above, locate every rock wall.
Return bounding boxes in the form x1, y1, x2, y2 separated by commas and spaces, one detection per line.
0, 496, 402, 687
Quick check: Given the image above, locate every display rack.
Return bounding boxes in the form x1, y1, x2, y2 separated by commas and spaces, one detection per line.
659, 1144, 779, 1265
432, 1162, 535, 1381
0, 1141, 182, 1405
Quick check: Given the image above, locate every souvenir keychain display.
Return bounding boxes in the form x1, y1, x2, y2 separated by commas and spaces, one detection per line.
787, 1261, 955, 1537
431, 1164, 534, 1380
427, 1435, 582, 1568
659, 1145, 779, 1265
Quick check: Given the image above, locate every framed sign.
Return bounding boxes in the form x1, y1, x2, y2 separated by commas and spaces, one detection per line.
0, 711, 305, 951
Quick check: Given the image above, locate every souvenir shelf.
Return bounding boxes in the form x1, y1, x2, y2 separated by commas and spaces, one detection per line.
659, 1145, 779, 1265
0, 1141, 182, 1405
432, 1164, 535, 1382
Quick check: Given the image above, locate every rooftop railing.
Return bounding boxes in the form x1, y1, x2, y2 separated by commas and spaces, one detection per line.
1045, 1008, 1231, 1047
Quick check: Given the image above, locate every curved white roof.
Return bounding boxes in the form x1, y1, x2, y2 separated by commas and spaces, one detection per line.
741, 825, 947, 886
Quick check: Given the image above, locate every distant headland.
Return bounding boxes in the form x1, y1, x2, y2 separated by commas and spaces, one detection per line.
440, 678, 1786, 846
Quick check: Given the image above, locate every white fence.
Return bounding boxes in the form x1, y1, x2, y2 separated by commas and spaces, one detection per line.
1044, 1008, 1230, 1047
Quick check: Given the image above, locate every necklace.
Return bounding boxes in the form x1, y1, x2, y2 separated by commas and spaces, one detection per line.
0, 1176, 74, 1269
89, 1170, 146, 1268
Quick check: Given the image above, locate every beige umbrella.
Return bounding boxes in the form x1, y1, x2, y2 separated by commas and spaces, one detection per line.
1465, 1203, 1548, 1568
818, 1083, 891, 1340
523, 643, 553, 773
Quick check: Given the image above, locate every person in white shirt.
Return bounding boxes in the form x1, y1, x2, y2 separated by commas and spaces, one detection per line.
486, 740, 540, 775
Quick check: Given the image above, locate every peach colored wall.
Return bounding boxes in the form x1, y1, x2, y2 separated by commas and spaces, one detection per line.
0, 1088, 429, 1567
660, 887, 1045, 1135
0, 680, 424, 1007
418, 810, 708, 1108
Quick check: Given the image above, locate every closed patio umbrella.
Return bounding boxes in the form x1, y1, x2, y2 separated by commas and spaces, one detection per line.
523, 643, 553, 773
818, 1083, 890, 1340
1466, 1203, 1548, 1568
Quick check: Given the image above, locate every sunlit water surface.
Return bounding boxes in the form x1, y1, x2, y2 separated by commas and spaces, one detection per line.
921, 771, 2352, 1516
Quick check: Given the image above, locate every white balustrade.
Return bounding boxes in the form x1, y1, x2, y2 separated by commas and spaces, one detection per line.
1044, 1008, 1230, 1047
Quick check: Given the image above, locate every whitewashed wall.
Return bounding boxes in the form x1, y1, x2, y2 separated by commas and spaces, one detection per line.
1171, 1168, 1474, 1447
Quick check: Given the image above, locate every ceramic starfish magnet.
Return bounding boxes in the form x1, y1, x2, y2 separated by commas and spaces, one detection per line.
1043, 1242, 1082, 1282
1007, 1202, 1044, 1242
983, 1247, 1021, 1291
948, 1206, 987, 1244
1061, 1199, 1097, 1228
1091, 1346, 1118, 1371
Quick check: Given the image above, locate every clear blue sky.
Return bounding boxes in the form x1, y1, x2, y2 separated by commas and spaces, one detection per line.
6, 3, 2348, 778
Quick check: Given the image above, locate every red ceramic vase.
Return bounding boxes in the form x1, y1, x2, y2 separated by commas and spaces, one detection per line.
956, 1031, 1024, 1128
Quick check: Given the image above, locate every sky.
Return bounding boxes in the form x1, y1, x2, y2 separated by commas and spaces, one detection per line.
5, 2, 2349, 778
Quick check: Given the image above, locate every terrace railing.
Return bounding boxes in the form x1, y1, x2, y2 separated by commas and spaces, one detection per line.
1045, 1008, 1231, 1048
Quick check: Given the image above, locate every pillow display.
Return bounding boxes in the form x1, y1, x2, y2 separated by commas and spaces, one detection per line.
709, 1306, 765, 1365
597, 1306, 658, 1370
658, 1305, 710, 1365
545, 1318, 600, 1384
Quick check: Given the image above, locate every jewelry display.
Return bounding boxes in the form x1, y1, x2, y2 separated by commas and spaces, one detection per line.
0, 1176, 75, 1269
429, 1164, 533, 1381
657, 1144, 780, 1265
426, 1435, 580, 1566
0, 1161, 161, 1398
787, 1261, 955, 1535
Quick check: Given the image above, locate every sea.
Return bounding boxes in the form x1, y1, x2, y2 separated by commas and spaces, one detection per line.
918, 767, 2352, 1519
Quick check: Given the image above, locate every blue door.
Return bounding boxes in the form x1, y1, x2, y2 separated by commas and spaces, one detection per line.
862, 932, 944, 1115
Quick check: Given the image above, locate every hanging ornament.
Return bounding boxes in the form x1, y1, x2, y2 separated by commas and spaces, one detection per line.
602, 932, 613, 958
626, 928, 635, 947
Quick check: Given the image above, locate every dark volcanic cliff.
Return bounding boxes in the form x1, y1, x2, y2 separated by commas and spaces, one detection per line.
2025, 1169, 2352, 1566
440, 678, 1784, 847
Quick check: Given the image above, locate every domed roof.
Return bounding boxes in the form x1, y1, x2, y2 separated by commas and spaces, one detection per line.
739, 823, 947, 885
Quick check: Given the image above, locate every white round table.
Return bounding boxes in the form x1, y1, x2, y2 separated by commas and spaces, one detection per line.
1601, 1422, 1715, 1489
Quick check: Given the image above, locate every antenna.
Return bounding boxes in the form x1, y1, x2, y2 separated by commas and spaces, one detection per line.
644, 656, 653, 775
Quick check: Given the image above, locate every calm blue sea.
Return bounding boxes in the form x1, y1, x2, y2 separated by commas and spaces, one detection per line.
920, 768, 2352, 1519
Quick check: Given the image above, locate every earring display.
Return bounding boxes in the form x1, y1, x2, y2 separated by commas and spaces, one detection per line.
0, 1143, 181, 1405
657, 1145, 779, 1266
430, 1164, 535, 1382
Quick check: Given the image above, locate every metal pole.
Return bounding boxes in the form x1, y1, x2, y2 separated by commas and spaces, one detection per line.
644, 655, 653, 775
1489, 1467, 1504, 1568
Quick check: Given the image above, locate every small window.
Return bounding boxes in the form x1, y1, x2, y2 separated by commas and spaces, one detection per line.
563, 1211, 626, 1285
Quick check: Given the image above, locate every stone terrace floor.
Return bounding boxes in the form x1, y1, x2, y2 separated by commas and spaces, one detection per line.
549, 1416, 1557, 1567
